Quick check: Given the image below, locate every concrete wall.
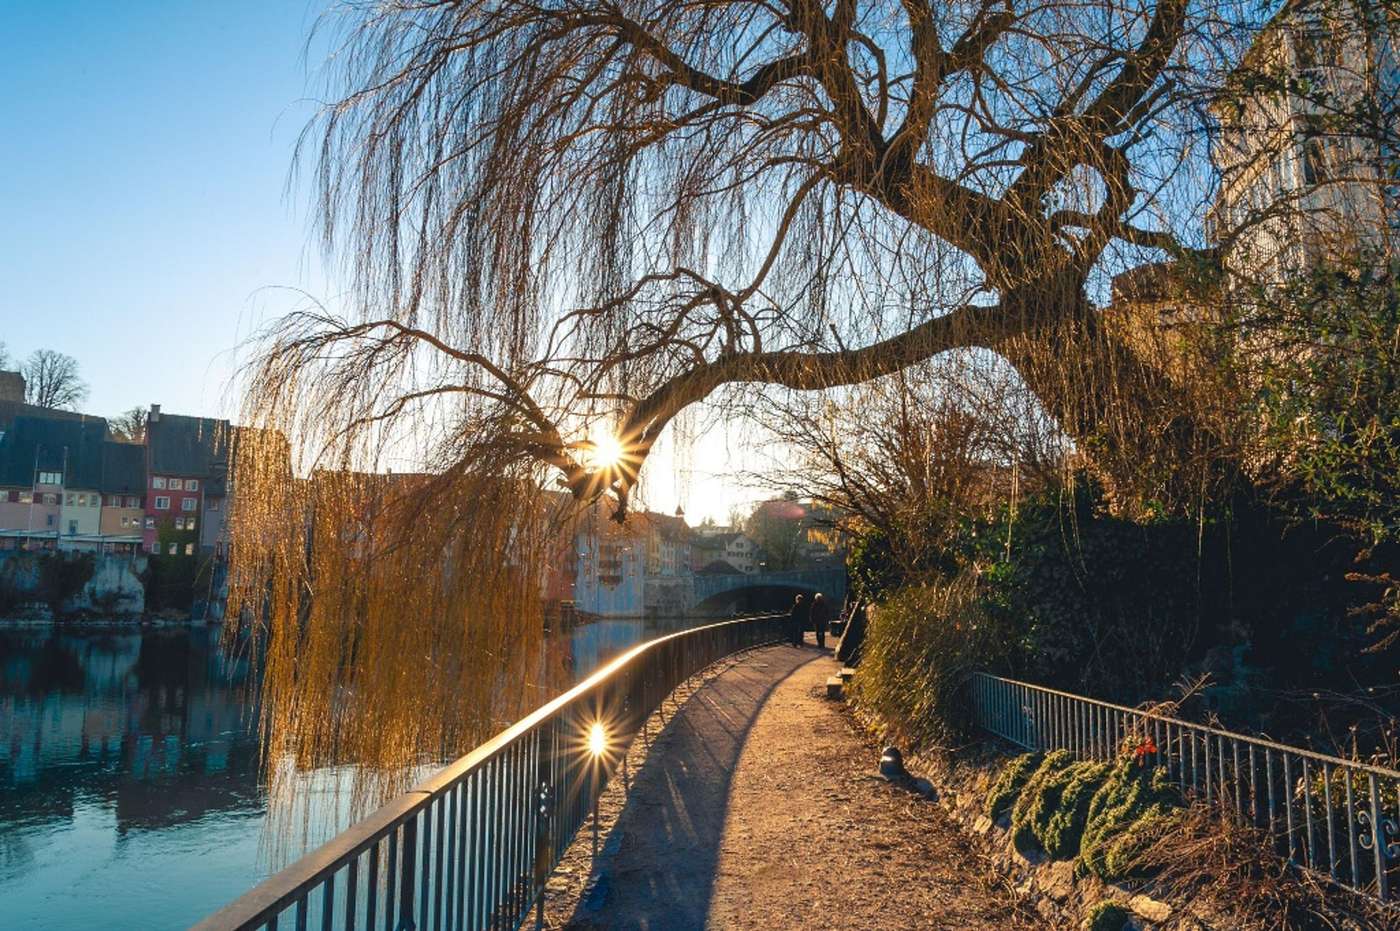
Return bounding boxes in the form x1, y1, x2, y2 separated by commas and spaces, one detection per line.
0, 550, 147, 619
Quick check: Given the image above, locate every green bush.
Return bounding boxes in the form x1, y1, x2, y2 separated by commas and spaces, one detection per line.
849, 576, 1020, 748
1085, 900, 1130, 931
1042, 760, 1112, 859
1007, 752, 1112, 858
1010, 750, 1076, 852
1078, 755, 1182, 881
984, 751, 1042, 819
859, 469, 1392, 746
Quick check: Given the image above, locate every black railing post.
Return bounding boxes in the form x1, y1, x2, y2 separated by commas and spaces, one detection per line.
533, 777, 554, 930
398, 814, 417, 931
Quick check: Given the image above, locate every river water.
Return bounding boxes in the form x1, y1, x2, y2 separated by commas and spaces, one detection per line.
0, 617, 707, 930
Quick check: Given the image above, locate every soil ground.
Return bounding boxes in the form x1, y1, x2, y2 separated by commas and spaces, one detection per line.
542, 639, 1036, 930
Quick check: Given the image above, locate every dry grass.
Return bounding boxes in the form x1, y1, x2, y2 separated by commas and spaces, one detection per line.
1133, 806, 1395, 931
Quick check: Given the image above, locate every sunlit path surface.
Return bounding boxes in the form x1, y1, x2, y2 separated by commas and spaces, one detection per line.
550, 642, 1032, 930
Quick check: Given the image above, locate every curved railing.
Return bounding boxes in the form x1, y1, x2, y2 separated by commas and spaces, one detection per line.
194, 614, 787, 931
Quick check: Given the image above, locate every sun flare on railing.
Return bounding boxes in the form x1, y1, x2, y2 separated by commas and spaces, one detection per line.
587, 720, 608, 758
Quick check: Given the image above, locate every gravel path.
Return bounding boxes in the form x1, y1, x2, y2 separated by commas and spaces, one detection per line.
544, 641, 1033, 930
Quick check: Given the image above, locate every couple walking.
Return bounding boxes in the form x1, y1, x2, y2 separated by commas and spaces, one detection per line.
788, 592, 833, 649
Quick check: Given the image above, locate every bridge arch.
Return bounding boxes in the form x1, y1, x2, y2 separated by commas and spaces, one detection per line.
691, 568, 846, 615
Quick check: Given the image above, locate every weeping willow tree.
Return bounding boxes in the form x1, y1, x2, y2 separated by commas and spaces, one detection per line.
230, 0, 1396, 803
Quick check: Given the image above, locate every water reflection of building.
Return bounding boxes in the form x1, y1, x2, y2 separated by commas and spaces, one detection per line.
0, 629, 263, 834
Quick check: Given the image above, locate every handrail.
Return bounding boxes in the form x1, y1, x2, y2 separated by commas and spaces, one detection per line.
969, 672, 1400, 903
193, 613, 788, 931
977, 672, 1400, 780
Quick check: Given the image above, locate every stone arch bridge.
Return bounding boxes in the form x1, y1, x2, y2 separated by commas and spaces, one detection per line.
691, 568, 847, 612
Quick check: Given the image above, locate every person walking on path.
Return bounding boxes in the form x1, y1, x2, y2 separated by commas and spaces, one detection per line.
788, 593, 809, 646
810, 592, 832, 650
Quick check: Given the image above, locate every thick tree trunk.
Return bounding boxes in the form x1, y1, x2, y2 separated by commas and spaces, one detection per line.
996, 278, 1237, 510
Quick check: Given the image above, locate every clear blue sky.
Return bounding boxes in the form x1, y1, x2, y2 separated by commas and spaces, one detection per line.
0, 0, 330, 421
0, 0, 762, 521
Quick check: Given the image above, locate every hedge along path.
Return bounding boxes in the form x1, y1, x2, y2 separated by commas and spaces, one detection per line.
545, 641, 1036, 930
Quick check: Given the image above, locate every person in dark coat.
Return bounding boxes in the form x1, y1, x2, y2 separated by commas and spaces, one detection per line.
788, 593, 809, 646
810, 592, 832, 650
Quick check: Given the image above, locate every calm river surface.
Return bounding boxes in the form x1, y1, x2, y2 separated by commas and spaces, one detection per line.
0, 617, 707, 930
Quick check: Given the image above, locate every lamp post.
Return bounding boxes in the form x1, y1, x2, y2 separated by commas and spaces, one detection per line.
588, 721, 606, 860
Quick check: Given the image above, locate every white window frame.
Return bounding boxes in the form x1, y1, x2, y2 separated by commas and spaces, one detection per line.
169, 479, 183, 491
182, 497, 197, 512
154, 496, 170, 510
186, 479, 199, 492
152, 476, 166, 489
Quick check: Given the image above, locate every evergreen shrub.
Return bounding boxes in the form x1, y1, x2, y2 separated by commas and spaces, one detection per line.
1078, 755, 1182, 881
984, 751, 1042, 819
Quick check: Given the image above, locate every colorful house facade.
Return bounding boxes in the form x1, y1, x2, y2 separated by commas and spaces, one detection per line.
142, 407, 231, 556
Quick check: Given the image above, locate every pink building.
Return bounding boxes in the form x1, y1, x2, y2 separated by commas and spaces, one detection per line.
142, 407, 231, 556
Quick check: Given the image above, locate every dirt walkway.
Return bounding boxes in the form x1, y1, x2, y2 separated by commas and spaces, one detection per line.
545, 641, 1032, 930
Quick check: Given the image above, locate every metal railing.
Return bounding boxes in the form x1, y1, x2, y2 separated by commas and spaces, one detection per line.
970, 672, 1400, 903
194, 614, 787, 931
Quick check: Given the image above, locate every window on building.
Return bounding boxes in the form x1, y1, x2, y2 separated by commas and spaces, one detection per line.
65, 494, 75, 506
186, 518, 196, 532
144, 517, 155, 530
68, 520, 78, 535
182, 498, 196, 512
127, 496, 139, 508
44, 494, 57, 506
120, 516, 129, 528
155, 496, 170, 510
152, 476, 166, 489
169, 479, 183, 491
184, 543, 195, 556
149, 541, 159, 553
46, 514, 55, 527
174, 517, 184, 530
90, 495, 98, 507
207, 499, 220, 511
19, 492, 32, 504
187, 479, 198, 491
37, 471, 62, 485
168, 542, 178, 555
